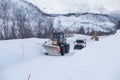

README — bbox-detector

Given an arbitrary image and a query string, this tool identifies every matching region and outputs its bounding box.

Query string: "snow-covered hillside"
[0,30,120,80]
[54,13,116,35]
[0,0,119,40]
[0,0,50,23]
[25,0,120,14]
[22,0,119,35]
[0,0,54,39]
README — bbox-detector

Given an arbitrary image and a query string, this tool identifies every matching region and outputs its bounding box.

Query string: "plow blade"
[43,44,60,55]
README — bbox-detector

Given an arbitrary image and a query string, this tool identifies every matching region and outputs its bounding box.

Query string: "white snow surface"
[25,0,120,14]
[0,30,120,80]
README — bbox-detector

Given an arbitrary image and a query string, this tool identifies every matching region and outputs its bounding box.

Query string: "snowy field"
[0,30,120,80]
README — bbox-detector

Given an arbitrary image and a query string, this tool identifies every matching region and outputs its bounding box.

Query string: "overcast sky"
[63,0,120,11]
[91,0,119,11]
[27,0,120,14]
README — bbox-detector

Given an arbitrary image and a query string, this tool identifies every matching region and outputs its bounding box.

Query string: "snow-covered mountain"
[54,13,117,35]
[0,0,120,40]
[0,0,48,22]
[0,0,53,39]
[24,0,119,35]
[25,0,120,14]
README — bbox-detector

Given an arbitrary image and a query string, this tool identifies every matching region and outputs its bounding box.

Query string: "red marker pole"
[28,73,31,80]
[22,43,24,59]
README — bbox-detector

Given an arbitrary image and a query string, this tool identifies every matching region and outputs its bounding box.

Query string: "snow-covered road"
[0,30,120,80]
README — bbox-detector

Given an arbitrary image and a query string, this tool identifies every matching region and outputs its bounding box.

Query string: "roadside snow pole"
[22,43,24,59]
[28,73,31,80]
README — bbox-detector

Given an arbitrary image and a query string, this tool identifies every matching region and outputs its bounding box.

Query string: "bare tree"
[0,0,11,39]
[14,8,27,38]
[78,27,85,34]
[34,19,43,38]
[57,19,62,31]
[9,18,17,39]
[44,18,53,38]
[23,23,34,38]
[117,20,120,29]
[0,31,4,40]
[34,18,53,38]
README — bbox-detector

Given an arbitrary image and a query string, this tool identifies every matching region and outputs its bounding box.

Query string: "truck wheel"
[61,53,64,56]
[60,45,65,56]
[65,44,70,53]
[45,53,48,55]
[95,37,99,41]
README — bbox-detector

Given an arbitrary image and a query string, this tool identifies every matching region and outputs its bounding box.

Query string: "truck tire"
[45,53,48,55]
[65,44,70,53]
[60,44,65,56]
[95,37,99,41]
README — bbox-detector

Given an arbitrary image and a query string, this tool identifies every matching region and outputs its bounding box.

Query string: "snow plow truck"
[43,31,70,56]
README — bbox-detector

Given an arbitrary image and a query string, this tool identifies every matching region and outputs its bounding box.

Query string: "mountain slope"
[0,0,48,22]
[0,0,119,40]
[24,0,119,35]
[0,0,53,39]
[54,13,117,35]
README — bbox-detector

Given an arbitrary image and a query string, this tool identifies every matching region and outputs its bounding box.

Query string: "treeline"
[117,20,120,29]
[0,0,53,40]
